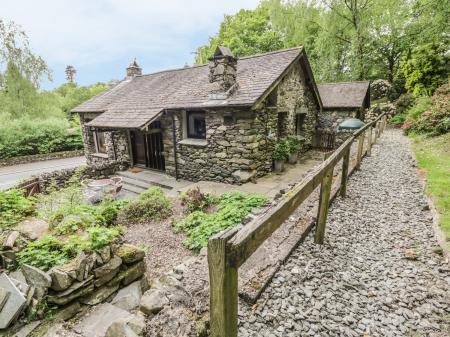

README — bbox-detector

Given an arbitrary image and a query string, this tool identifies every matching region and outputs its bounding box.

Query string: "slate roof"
[317,81,370,109]
[73,47,318,129]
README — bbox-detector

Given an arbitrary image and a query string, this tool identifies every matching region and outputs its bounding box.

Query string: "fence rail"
[208,113,388,337]
[14,177,41,197]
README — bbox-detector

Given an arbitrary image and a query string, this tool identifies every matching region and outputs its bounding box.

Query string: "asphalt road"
[0,156,86,190]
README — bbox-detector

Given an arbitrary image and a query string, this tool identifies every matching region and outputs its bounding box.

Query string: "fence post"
[382,115,387,133]
[340,146,350,197]
[356,131,365,170]
[315,166,333,244]
[208,228,238,337]
[367,126,373,156]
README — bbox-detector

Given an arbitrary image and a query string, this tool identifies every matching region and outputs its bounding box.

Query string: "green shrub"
[118,187,172,224]
[0,118,83,159]
[286,135,302,154]
[0,189,35,229]
[87,226,124,251]
[273,140,290,161]
[176,192,268,252]
[395,93,415,115]
[17,236,69,271]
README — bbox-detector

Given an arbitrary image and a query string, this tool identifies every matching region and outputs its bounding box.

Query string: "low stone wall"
[0,231,146,329]
[0,150,84,168]
[36,161,128,193]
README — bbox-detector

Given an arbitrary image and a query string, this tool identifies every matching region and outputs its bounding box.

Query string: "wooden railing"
[14,177,41,197]
[207,113,388,337]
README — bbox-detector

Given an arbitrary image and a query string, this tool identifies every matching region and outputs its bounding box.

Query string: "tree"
[65,65,77,83]
[400,42,450,97]
[195,4,284,64]
[0,19,51,87]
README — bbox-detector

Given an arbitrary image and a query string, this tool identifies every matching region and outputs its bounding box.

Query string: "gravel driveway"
[239,129,450,337]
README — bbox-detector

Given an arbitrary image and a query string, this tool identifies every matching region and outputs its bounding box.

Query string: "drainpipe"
[171,112,179,180]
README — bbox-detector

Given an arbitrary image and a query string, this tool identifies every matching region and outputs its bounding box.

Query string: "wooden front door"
[130,123,165,171]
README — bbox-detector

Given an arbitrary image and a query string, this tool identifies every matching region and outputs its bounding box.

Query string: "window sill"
[91,153,109,158]
[179,138,207,147]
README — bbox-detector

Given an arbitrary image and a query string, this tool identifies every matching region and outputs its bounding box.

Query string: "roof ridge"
[138,47,304,78]
[318,80,370,85]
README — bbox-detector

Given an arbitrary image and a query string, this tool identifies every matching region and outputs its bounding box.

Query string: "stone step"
[121,183,147,195]
[121,176,153,190]
[116,171,174,190]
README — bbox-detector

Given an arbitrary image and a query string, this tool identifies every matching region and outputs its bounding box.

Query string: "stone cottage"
[317,81,370,132]
[72,46,323,184]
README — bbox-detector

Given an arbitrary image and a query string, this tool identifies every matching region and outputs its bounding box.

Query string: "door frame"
[128,126,165,171]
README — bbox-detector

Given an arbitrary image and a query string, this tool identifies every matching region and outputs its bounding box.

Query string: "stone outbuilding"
[72,46,324,184]
[317,81,371,132]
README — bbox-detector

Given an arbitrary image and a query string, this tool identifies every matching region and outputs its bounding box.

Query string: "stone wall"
[80,113,131,168]
[318,108,359,133]
[0,150,84,168]
[0,230,146,329]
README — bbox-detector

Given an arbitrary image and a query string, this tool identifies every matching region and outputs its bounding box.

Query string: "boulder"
[61,252,89,282]
[105,319,139,337]
[3,231,19,249]
[139,289,168,316]
[21,264,52,299]
[98,245,111,264]
[49,268,73,291]
[111,280,142,311]
[53,301,82,321]
[75,303,133,337]
[127,312,146,336]
[80,283,119,305]
[93,256,122,287]
[116,245,145,264]
[17,219,49,240]
[232,169,256,183]
[0,273,27,329]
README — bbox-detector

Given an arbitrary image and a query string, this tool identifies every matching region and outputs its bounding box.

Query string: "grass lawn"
[410,133,450,244]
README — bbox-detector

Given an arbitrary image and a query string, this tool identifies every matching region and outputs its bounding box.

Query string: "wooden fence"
[14,177,41,197]
[207,113,388,337]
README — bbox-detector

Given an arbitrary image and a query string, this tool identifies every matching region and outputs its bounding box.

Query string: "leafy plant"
[118,187,172,224]
[87,226,124,251]
[0,189,35,229]
[273,140,290,161]
[175,192,267,252]
[286,136,302,154]
[17,236,69,271]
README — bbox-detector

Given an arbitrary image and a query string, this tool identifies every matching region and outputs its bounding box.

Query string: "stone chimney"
[126,59,142,78]
[208,46,237,94]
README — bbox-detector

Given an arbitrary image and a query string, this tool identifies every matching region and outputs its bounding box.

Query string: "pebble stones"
[239,130,450,337]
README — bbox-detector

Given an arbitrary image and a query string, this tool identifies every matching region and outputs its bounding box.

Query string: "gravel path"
[239,129,450,337]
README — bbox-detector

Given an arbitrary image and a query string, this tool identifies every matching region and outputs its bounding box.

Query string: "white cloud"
[1,0,260,67]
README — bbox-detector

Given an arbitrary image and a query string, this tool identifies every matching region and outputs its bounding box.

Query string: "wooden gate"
[131,122,165,171]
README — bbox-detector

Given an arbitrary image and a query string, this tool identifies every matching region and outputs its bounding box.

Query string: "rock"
[232,169,256,183]
[3,231,20,248]
[127,312,146,336]
[13,320,41,337]
[105,319,139,337]
[140,289,169,315]
[404,249,418,260]
[75,303,133,337]
[9,270,27,284]
[0,273,27,329]
[53,301,82,321]
[93,256,122,287]
[111,280,143,311]
[80,283,119,305]
[109,261,145,287]
[99,245,111,264]
[116,245,145,264]
[61,252,89,282]
[0,287,10,313]
[17,219,49,240]
[47,276,94,306]
[49,268,73,291]
[21,264,52,299]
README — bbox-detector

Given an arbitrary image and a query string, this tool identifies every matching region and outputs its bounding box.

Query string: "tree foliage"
[196,0,449,90]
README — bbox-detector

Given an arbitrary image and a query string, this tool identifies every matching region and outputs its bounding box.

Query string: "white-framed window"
[94,131,107,154]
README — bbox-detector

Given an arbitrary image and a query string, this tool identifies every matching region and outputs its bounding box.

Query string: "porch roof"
[74,47,322,129]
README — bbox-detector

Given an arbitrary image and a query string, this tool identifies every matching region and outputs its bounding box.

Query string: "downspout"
[171,111,179,180]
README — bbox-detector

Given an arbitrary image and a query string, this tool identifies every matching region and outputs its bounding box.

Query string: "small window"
[295,113,306,135]
[94,131,107,153]
[223,115,234,126]
[277,111,288,138]
[267,89,278,107]
[187,111,206,139]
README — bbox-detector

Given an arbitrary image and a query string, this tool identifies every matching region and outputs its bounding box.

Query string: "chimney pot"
[126,58,142,78]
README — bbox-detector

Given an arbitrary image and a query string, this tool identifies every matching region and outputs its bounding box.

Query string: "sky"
[1,0,260,90]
